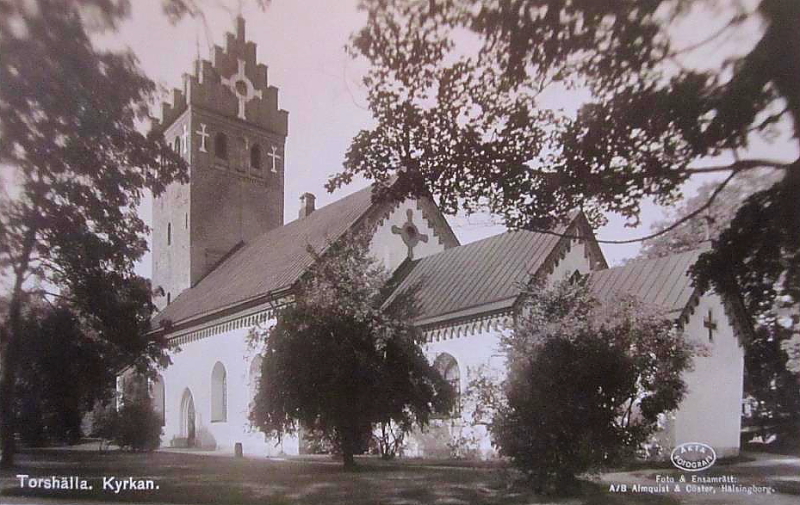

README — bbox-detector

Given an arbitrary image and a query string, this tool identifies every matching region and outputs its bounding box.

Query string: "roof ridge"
[600,248,703,272]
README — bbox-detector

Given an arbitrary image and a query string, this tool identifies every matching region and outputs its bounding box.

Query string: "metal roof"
[154,185,380,326]
[386,229,564,325]
[586,249,703,314]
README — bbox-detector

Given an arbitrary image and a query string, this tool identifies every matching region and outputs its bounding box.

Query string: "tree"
[335,0,800,371]
[0,0,188,467]
[250,233,453,468]
[13,300,115,446]
[492,281,693,492]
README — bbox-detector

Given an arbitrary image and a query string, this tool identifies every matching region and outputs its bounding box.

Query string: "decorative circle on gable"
[235,80,248,95]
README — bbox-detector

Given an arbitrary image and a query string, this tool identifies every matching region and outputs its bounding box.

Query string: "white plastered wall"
[417,327,507,458]
[671,292,744,458]
[410,238,597,458]
[160,319,299,456]
[548,237,595,286]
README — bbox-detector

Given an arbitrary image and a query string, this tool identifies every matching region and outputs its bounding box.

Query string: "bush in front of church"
[108,399,162,452]
[491,281,694,493]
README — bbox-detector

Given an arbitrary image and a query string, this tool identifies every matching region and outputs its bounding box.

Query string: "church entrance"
[180,388,196,447]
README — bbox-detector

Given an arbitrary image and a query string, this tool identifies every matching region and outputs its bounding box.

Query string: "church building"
[143,18,747,459]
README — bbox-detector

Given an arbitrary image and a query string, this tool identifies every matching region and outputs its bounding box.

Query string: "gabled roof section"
[154,184,382,328]
[586,249,703,315]
[385,213,603,326]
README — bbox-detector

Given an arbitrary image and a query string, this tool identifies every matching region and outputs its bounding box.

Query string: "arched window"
[434,353,461,417]
[211,361,227,422]
[152,375,165,426]
[167,292,171,305]
[174,136,181,153]
[250,144,262,170]
[214,133,228,160]
[248,354,263,411]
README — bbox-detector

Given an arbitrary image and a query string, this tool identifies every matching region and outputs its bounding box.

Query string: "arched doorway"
[180,388,196,447]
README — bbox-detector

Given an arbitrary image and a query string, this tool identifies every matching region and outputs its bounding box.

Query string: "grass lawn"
[0,448,680,505]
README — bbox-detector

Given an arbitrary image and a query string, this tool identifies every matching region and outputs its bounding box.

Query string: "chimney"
[299,192,316,219]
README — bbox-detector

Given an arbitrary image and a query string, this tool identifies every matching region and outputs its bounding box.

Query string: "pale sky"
[114,0,796,277]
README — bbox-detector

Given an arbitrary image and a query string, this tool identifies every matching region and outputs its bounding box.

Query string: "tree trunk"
[339,426,357,470]
[0,227,37,469]
[0,302,23,469]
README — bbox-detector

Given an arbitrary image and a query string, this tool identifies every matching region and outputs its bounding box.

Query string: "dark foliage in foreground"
[92,399,162,452]
[250,233,453,468]
[0,0,188,467]
[13,301,120,446]
[493,282,693,492]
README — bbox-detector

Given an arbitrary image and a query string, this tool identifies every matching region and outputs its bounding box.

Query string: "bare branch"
[666,12,752,58]
[684,158,792,175]
[31,289,78,304]
[527,171,740,245]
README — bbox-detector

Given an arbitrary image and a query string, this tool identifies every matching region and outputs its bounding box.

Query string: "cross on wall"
[195,124,209,153]
[703,309,718,342]
[267,145,281,173]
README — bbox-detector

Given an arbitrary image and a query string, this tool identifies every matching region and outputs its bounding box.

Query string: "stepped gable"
[157,16,288,136]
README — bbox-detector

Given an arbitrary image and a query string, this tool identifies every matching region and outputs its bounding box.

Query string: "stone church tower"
[152,17,288,309]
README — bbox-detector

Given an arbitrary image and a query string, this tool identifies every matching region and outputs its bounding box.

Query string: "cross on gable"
[392,209,429,260]
[703,309,718,342]
[195,123,209,153]
[221,58,263,120]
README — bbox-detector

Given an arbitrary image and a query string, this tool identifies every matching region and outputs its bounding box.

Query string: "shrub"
[373,420,410,459]
[89,402,117,451]
[492,281,693,493]
[116,400,162,451]
[494,334,641,491]
[98,399,162,452]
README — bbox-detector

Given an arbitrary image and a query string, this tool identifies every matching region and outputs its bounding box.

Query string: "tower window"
[185,212,188,229]
[214,133,228,160]
[167,292,171,305]
[174,136,181,153]
[167,222,172,246]
[250,144,261,170]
